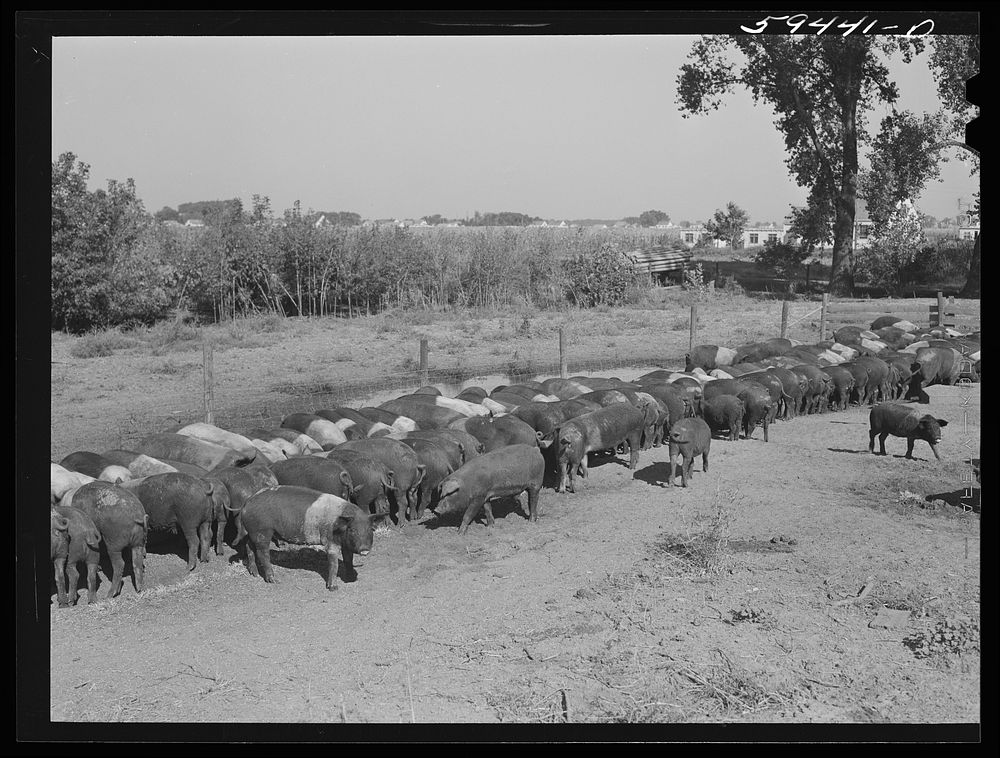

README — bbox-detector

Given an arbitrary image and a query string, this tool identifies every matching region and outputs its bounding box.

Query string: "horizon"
[52,34,979,225]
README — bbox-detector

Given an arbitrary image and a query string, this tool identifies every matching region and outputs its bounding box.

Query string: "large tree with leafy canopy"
[677,35,924,295]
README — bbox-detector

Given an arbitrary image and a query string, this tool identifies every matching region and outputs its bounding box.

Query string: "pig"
[71,481,148,598]
[51,505,102,607]
[280,413,349,450]
[335,438,426,525]
[869,403,948,461]
[58,452,133,484]
[357,407,419,434]
[702,395,744,442]
[101,449,208,478]
[685,344,738,372]
[51,463,95,504]
[173,422,260,461]
[378,398,465,430]
[668,417,712,487]
[320,449,395,517]
[133,432,254,471]
[211,465,279,547]
[270,457,355,500]
[553,404,653,493]
[50,510,70,605]
[819,365,856,411]
[450,415,545,453]
[436,444,545,534]
[398,437,456,519]
[243,428,323,456]
[118,473,217,571]
[239,485,377,591]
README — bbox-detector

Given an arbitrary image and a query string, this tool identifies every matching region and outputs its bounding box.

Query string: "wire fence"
[58,292,977,458]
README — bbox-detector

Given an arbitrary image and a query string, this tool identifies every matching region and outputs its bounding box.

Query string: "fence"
[818,291,981,340]
[57,293,979,458]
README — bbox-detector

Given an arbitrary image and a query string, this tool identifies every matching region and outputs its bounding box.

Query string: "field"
[48,293,981,728]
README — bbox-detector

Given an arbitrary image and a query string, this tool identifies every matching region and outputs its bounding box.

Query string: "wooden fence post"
[819,293,828,341]
[559,327,568,379]
[780,299,789,339]
[202,336,214,425]
[419,338,429,385]
[934,291,945,328]
[689,303,698,352]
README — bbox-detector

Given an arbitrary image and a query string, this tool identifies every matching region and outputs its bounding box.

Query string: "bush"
[752,240,811,279]
[69,330,139,359]
[901,239,975,285]
[564,246,644,308]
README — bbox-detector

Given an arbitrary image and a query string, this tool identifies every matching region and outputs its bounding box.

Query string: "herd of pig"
[49,315,980,604]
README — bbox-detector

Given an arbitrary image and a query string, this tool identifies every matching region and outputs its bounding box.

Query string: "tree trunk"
[828,91,859,296]
[959,232,980,297]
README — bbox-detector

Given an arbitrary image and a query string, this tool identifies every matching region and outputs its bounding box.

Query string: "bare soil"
[49,312,981,725]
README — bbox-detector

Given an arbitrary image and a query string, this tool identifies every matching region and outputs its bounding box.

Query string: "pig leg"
[905,438,915,459]
[526,485,540,523]
[702,451,709,474]
[108,551,126,598]
[869,429,878,453]
[340,546,357,582]
[628,433,641,469]
[929,442,941,461]
[668,445,678,486]
[65,561,80,606]
[131,545,146,592]
[681,454,691,488]
[483,500,495,530]
[458,503,480,535]
[245,537,261,578]
[182,525,200,571]
[762,417,769,443]
[878,432,889,455]
[198,521,212,563]
[53,557,69,608]
[325,545,340,591]
[214,512,226,555]
[566,460,577,494]
[257,544,276,583]
[86,560,99,604]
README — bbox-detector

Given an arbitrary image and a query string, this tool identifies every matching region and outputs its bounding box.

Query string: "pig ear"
[340,471,353,489]
[936,419,949,427]
[383,470,395,490]
[439,480,459,499]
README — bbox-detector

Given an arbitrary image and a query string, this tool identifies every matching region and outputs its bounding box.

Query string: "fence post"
[419,338,429,385]
[202,336,214,425]
[780,299,789,339]
[559,327,568,379]
[819,293,828,341]
[689,303,698,352]
[805,264,810,288]
[934,291,944,329]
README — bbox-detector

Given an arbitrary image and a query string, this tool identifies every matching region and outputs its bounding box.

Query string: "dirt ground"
[48,370,981,726]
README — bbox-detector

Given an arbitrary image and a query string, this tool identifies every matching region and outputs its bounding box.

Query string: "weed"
[903,616,980,664]
[69,330,139,359]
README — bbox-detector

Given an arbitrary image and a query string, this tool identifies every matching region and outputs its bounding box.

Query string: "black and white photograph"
[18,9,981,740]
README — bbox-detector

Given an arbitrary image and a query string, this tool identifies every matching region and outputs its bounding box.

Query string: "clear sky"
[51,35,979,224]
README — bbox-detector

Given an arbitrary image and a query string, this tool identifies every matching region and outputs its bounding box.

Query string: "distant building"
[183,219,205,228]
[959,221,980,241]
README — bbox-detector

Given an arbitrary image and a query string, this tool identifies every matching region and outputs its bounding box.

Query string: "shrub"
[683,263,710,303]
[752,240,811,280]
[69,330,139,359]
[564,246,643,308]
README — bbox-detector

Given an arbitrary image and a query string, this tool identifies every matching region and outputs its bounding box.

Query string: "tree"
[422,214,448,226]
[155,206,180,223]
[51,152,157,332]
[678,35,924,295]
[859,111,947,229]
[704,201,749,249]
[854,199,925,295]
[639,209,670,227]
[926,35,980,297]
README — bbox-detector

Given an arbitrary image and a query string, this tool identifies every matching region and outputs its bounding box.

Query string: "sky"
[51,34,979,224]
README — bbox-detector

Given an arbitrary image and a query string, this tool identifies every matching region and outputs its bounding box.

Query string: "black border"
[16,7,984,746]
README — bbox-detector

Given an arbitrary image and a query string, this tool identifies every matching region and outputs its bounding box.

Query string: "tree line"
[52,152,682,333]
